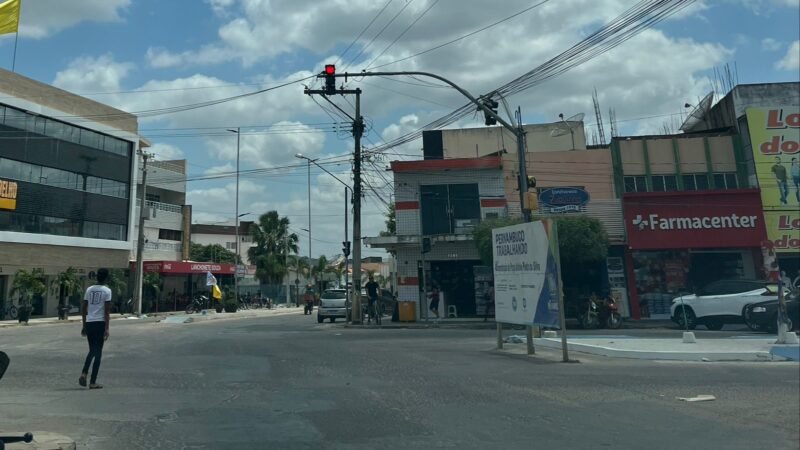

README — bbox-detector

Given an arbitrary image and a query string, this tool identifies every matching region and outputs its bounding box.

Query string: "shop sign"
[745,107,800,253]
[539,187,590,213]
[137,261,236,274]
[0,178,18,210]
[491,221,561,327]
[623,190,766,250]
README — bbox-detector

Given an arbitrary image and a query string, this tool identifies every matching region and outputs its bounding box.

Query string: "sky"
[4,0,799,259]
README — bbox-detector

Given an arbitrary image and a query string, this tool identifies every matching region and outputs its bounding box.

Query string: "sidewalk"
[0,306,304,328]
[501,333,800,362]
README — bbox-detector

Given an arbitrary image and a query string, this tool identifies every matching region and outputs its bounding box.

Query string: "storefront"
[622,190,767,319]
[132,261,235,312]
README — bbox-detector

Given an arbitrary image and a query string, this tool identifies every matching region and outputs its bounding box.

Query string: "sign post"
[549,219,570,362]
[492,221,564,357]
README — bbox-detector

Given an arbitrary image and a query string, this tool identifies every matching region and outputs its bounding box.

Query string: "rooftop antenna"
[550,112,585,150]
[592,88,606,145]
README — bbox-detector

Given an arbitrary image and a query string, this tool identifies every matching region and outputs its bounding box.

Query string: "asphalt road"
[0,312,798,450]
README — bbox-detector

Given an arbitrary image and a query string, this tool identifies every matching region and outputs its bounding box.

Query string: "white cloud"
[776,40,800,70]
[52,54,133,93]
[149,143,185,160]
[19,0,130,39]
[761,38,783,51]
[206,122,328,168]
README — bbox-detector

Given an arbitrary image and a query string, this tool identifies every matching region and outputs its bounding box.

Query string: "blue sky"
[3,0,799,258]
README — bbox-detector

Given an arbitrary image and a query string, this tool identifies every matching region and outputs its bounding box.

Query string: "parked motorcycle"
[185,295,208,314]
[0,351,34,448]
[579,293,622,329]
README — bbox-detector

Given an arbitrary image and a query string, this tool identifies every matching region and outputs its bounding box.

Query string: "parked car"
[743,293,799,333]
[318,289,348,323]
[670,279,777,330]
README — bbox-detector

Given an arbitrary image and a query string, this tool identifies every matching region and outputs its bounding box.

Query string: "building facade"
[132,159,192,263]
[0,69,142,317]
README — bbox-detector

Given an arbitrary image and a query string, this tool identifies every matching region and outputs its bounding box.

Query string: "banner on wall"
[491,221,561,327]
[745,107,800,253]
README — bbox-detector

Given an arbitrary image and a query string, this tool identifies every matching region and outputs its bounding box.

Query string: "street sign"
[491,221,561,327]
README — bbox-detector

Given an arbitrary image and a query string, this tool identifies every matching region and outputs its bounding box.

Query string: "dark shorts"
[430,298,439,310]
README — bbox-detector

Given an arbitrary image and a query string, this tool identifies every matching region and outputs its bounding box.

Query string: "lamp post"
[294,154,314,270]
[295,153,353,311]
[228,128,241,304]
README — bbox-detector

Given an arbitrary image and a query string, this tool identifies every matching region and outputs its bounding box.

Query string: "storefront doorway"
[428,260,481,317]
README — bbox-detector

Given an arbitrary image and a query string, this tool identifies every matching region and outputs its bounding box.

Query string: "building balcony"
[134,200,184,229]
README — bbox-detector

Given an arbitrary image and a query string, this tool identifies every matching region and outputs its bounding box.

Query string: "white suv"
[670,280,777,330]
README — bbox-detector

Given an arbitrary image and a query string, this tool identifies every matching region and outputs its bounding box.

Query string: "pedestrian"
[484,281,495,322]
[429,284,440,319]
[79,268,112,390]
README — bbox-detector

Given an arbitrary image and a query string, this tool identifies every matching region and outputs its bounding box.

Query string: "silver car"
[318,289,348,323]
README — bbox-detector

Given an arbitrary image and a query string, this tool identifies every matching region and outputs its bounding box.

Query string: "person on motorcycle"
[365,275,380,323]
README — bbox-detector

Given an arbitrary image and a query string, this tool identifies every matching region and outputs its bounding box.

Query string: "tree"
[473,217,523,266]
[190,243,238,264]
[56,267,82,315]
[107,269,128,301]
[143,272,162,312]
[10,268,47,308]
[379,203,396,236]
[248,211,299,285]
[310,255,330,291]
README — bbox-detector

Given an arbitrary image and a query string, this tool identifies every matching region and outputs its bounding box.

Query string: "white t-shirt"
[84,285,112,322]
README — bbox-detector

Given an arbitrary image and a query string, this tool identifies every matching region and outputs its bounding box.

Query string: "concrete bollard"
[682,331,696,343]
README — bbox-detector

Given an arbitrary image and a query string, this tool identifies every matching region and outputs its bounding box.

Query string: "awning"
[130,261,236,275]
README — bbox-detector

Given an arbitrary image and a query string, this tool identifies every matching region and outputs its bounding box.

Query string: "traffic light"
[482,99,499,125]
[421,237,431,254]
[324,64,336,95]
[342,240,351,257]
[527,175,536,189]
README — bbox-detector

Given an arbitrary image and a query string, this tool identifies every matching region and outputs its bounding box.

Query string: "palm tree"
[248,211,299,285]
[10,268,47,320]
[310,255,329,291]
[56,267,82,319]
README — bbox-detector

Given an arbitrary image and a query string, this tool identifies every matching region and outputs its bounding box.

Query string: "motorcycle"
[185,295,208,314]
[0,351,34,449]
[579,294,622,329]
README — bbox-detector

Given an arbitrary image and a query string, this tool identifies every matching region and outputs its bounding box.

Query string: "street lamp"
[295,153,314,272]
[294,153,353,313]
[228,128,241,304]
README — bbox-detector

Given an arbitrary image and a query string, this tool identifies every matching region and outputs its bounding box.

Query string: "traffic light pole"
[304,85,364,324]
[325,70,531,219]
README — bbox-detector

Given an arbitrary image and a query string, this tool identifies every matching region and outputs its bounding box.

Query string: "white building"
[131,159,191,262]
[190,221,256,264]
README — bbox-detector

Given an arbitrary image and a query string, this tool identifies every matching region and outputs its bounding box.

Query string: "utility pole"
[285,238,290,305]
[134,151,151,316]
[228,127,242,307]
[304,65,364,323]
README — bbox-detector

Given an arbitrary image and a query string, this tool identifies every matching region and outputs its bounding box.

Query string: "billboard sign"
[539,187,589,213]
[746,107,800,253]
[623,190,766,250]
[492,221,561,327]
[0,179,18,210]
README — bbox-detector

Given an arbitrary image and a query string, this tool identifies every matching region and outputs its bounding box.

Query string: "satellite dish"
[679,91,713,132]
[550,112,585,137]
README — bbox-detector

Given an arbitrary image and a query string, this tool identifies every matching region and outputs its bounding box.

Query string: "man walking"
[79,268,112,389]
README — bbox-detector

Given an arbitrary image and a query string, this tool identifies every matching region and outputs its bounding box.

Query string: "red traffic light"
[324,64,335,75]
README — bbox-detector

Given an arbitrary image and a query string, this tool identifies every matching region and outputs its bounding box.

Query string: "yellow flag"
[0,0,20,35]
[212,284,222,301]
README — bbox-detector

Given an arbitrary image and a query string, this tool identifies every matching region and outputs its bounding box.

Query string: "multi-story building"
[0,69,143,317]
[190,221,256,264]
[132,159,191,262]
[681,82,799,274]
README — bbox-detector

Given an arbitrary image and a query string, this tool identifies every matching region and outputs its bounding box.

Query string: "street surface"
[1,312,798,449]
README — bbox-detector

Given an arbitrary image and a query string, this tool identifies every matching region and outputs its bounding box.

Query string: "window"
[420,183,480,235]
[226,242,237,250]
[624,176,647,193]
[0,158,128,199]
[713,172,738,189]
[158,229,182,241]
[651,175,677,192]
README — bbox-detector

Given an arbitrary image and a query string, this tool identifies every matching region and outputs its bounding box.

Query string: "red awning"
[131,261,236,275]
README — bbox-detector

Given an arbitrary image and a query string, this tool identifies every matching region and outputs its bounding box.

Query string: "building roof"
[191,221,254,236]
[390,155,502,172]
